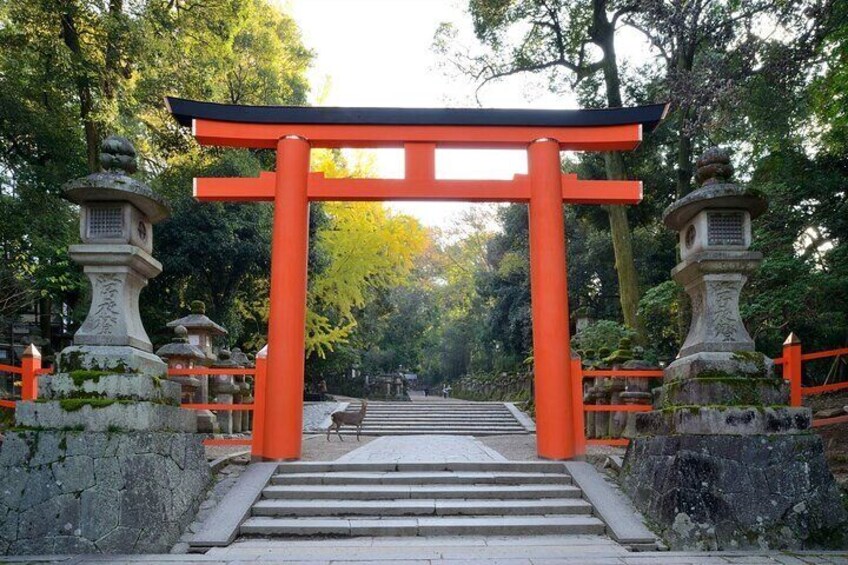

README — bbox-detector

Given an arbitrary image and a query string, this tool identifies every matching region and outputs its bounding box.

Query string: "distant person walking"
[442,384,452,398]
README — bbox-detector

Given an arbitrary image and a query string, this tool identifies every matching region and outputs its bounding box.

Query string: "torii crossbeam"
[167,97,667,461]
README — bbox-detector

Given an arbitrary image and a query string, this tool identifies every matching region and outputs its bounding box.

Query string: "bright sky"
[286,0,582,227]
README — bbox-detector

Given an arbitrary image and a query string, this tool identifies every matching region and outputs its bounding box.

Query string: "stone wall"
[0,430,209,554]
[451,372,532,403]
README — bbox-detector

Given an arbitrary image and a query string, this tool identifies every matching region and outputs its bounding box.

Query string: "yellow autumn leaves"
[306,150,428,357]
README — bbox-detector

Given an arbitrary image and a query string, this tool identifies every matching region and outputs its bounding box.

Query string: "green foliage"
[638,281,685,363]
[571,321,636,357]
[0,0,313,352]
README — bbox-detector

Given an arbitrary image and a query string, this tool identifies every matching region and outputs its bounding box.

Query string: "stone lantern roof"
[662,147,767,231]
[63,135,171,223]
[155,325,207,361]
[166,300,227,336]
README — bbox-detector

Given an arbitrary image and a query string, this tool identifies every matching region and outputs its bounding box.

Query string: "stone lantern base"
[58,345,167,378]
[620,354,847,550]
[621,433,846,550]
[0,374,210,555]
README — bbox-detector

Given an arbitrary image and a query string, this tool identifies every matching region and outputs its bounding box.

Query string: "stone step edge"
[251,498,593,516]
[239,515,606,536]
[274,461,570,473]
[261,485,583,500]
[270,474,571,486]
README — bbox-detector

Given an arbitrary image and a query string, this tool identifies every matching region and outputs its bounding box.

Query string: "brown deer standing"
[326,400,367,441]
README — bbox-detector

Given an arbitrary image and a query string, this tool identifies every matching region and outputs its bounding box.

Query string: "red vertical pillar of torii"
[528,139,575,459]
[166,96,667,461]
[265,136,311,460]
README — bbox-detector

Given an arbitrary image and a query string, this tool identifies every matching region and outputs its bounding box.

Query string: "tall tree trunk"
[604,154,646,339]
[39,297,52,355]
[676,108,694,197]
[60,7,100,172]
[592,0,646,340]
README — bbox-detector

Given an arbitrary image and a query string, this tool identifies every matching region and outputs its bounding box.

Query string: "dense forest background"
[1,0,846,389]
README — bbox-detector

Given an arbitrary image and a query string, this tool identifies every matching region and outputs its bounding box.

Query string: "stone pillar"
[620,358,654,438]
[604,338,634,438]
[0,137,210,556]
[620,147,846,550]
[211,350,239,435]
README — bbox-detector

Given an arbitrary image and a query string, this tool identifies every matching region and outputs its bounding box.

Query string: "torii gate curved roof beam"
[165,97,668,150]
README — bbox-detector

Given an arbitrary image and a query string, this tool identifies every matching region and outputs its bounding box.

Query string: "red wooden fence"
[573,334,848,453]
[168,366,259,447]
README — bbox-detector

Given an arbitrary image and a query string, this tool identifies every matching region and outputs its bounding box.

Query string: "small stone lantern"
[59,136,170,376]
[211,349,241,434]
[155,325,219,433]
[166,300,227,363]
[166,300,227,424]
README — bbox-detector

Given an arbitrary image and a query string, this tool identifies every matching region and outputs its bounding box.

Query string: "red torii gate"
[166,98,667,461]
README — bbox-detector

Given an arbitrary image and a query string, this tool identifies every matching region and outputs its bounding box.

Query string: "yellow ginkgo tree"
[306,148,427,355]
[237,148,428,357]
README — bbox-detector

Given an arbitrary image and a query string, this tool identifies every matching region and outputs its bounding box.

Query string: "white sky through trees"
[286,0,643,228]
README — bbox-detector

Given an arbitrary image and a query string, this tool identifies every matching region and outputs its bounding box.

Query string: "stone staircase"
[239,461,606,538]
[334,401,531,436]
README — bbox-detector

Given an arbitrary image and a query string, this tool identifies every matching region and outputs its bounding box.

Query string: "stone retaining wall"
[0,430,209,554]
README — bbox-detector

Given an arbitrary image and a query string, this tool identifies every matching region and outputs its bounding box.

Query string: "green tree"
[0,0,312,353]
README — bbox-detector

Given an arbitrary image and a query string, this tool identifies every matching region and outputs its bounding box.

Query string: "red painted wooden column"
[783,332,803,407]
[263,136,311,460]
[250,345,268,460]
[528,138,575,460]
[21,344,41,401]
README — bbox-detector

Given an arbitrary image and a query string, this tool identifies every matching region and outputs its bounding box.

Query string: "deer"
[326,400,368,442]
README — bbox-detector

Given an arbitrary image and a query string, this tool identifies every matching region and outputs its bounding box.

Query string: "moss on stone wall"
[59,398,117,412]
[68,370,110,387]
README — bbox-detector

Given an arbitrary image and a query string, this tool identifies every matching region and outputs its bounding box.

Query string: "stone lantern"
[155,325,219,433]
[0,136,210,555]
[166,300,227,423]
[621,147,846,550]
[211,349,241,434]
[664,147,767,361]
[59,136,170,377]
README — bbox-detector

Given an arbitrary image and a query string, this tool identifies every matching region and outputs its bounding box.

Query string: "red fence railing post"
[21,344,41,401]
[251,345,268,461]
[783,333,802,407]
[571,357,586,457]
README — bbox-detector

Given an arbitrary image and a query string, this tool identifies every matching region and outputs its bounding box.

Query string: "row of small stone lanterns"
[155,300,254,435]
[579,337,654,440]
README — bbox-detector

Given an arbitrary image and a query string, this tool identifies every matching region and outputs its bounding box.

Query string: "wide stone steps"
[240,461,607,539]
[262,484,583,500]
[332,401,532,436]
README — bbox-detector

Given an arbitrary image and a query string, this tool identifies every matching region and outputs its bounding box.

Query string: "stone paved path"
[6,538,847,564]
[334,434,507,463]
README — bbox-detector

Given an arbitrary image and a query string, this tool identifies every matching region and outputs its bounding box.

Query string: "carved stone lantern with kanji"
[59,136,170,376]
[663,147,767,360]
[620,147,847,550]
